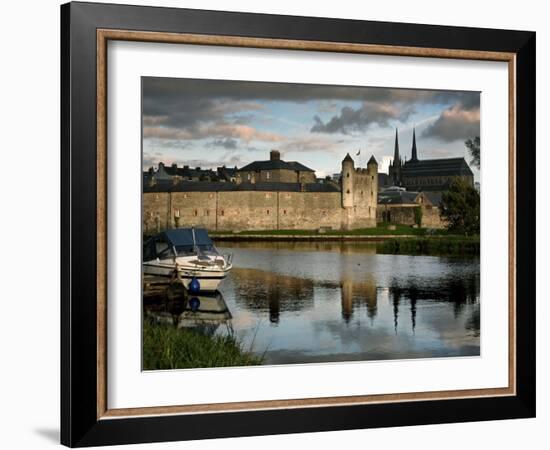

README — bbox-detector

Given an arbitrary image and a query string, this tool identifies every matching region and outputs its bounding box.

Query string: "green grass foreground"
[212,223,447,236]
[143,320,262,370]
[376,236,480,256]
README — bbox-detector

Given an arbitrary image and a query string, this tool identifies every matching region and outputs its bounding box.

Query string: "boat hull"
[143,262,231,292]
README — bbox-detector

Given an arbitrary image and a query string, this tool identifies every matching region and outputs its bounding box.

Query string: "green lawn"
[211,223,449,236]
[142,320,262,370]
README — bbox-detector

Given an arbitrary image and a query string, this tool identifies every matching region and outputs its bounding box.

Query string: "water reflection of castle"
[225,267,479,333]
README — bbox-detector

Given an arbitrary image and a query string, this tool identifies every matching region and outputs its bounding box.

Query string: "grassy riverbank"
[211,223,445,237]
[143,320,262,370]
[376,236,479,256]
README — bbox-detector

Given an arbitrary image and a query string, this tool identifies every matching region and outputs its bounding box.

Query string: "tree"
[440,178,480,235]
[465,136,480,169]
[414,205,423,227]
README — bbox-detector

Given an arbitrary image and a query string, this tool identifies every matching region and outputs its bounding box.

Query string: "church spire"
[393,128,400,166]
[411,127,419,162]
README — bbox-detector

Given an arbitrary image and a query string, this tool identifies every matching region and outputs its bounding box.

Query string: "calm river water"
[147,241,480,365]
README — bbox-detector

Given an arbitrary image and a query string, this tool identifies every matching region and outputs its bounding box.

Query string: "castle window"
[206,210,210,216]
[346,189,350,194]
[221,210,224,216]
[283,209,287,215]
[361,190,364,195]
[266,209,270,215]
[266,171,270,180]
[346,173,350,178]
[372,175,374,181]
[184,194,188,198]
[194,210,198,216]
[247,173,251,180]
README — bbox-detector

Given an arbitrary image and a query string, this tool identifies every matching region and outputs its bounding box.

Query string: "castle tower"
[411,127,419,162]
[367,155,378,202]
[389,128,402,185]
[341,153,354,208]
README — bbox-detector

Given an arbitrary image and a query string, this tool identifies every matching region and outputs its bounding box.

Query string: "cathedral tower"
[411,127,419,162]
[389,128,402,185]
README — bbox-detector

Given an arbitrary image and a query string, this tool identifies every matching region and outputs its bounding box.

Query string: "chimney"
[270,150,280,161]
[171,163,177,169]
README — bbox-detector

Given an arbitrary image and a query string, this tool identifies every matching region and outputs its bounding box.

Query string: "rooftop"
[402,157,474,177]
[238,159,314,173]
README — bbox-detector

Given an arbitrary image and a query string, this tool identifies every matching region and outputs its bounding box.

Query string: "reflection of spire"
[268,288,280,324]
[392,290,401,334]
[341,278,354,323]
[410,297,417,334]
[407,285,419,334]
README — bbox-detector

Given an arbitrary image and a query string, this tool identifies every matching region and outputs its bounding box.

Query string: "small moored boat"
[143,228,232,292]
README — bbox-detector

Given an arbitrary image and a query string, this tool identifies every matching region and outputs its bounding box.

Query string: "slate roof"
[423,191,443,206]
[378,190,419,205]
[402,158,473,177]
[238,159,314,172]
[144,181,340,193]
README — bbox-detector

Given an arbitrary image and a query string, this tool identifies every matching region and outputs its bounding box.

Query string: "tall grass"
[376,237,479,256]
[143,320,262,370]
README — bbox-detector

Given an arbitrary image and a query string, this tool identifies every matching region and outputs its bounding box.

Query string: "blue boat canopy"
[161,228,213,247]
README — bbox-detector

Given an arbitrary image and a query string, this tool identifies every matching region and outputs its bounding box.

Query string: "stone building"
[143,152,378,233]
[145,162,219,184]
[236,150,316,184]
[377,187,445,228]
[389,128,474,191]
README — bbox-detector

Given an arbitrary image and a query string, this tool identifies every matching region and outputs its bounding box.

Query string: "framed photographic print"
[61,1,536,447]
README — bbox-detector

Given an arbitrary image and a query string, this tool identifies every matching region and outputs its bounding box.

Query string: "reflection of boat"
[178,291,232,328]
[143,228,232,292]
[144,291,232,335]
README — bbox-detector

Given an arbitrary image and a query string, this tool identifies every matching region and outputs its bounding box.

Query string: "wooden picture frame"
[61,1,536,446]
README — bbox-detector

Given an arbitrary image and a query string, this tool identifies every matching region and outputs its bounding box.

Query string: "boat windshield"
[174,244,218,257]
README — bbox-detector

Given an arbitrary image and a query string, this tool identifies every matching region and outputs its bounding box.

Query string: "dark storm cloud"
[142,77,480,142]
[422,97,480,142]
[207,138,238,149]
[143,77,478,105]
[311,101,414,134]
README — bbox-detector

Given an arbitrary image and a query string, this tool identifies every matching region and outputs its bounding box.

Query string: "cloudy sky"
[142,77,480,179]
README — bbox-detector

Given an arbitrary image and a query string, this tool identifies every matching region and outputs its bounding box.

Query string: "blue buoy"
[188,277,200,294]
[189,297,200,312]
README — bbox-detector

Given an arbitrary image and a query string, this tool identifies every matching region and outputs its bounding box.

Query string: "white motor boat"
[143,228,232,292]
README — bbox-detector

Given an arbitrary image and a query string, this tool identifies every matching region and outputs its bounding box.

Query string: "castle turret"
[367,156,378,216]
[342,153,354,208]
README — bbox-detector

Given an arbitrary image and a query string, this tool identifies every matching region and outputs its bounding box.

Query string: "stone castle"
[143,150,378,233]
[143,131,475,233]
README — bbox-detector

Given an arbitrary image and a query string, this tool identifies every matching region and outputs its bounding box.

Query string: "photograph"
[141,77,481,370]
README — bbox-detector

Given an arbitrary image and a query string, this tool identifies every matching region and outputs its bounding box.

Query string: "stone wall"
[377,204,445,229]
[143,189,375,233]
